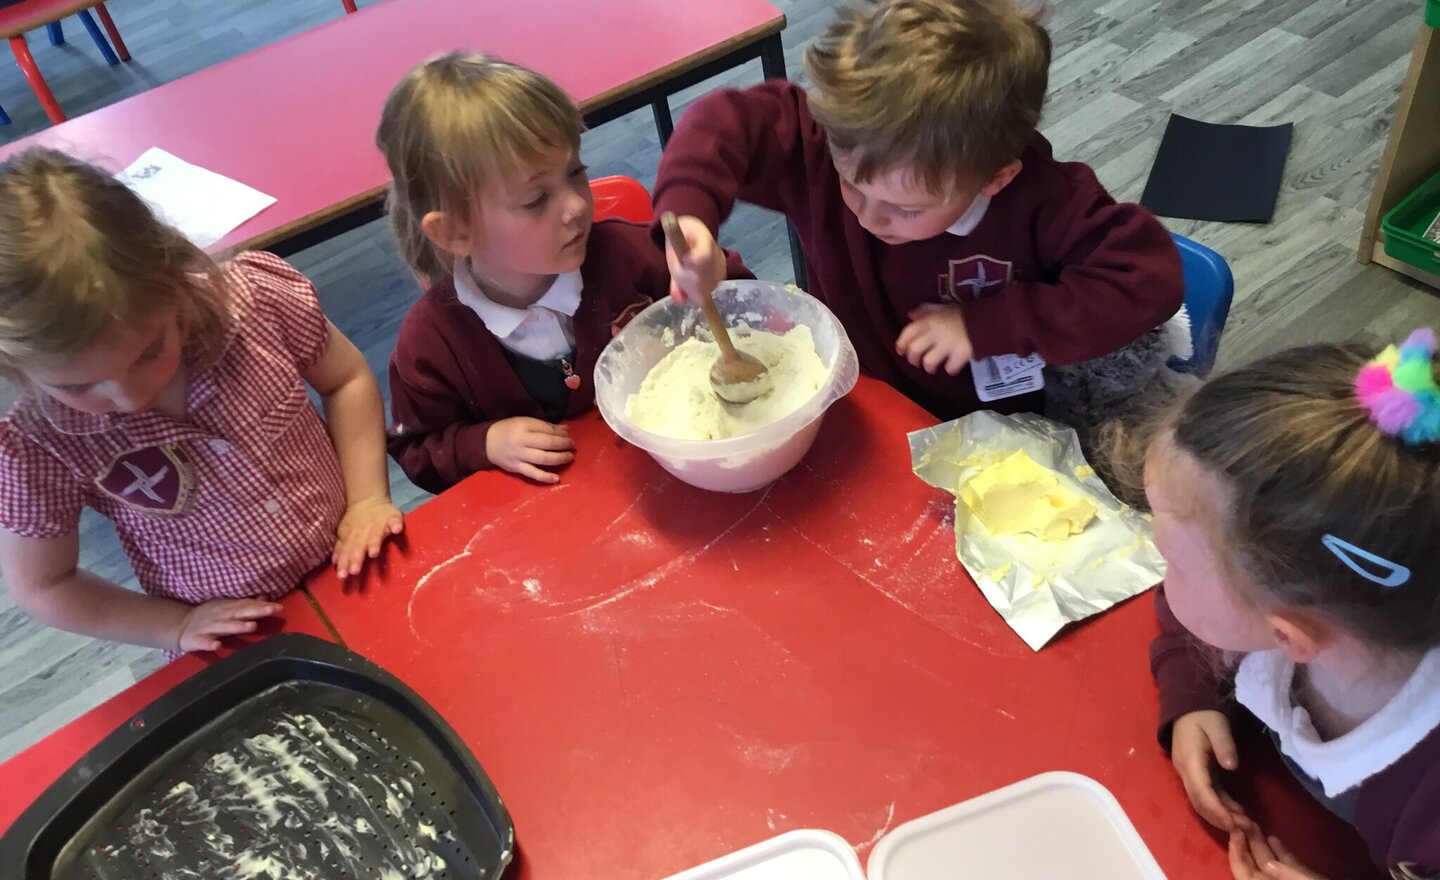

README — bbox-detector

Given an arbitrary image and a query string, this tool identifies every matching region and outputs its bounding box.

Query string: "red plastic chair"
[1,0,130,125]
[591,175,653,223]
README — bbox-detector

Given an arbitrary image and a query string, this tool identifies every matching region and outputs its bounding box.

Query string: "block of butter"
[962,449,1097,540]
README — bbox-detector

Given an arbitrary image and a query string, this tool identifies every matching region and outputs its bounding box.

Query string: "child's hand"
[177,598,282,652]
[486,418,575,484]
[896,303,973,375]
[333,497,405,578]
[1229,827,1326,880]
[664,215,726,305]
[1172,710,1250,833]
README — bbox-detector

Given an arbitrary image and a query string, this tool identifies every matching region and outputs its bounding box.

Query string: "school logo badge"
[95,445,194,516]
[943,255,1013,302]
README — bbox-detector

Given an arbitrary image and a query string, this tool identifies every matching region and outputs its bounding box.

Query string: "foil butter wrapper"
[909,410,1165,650]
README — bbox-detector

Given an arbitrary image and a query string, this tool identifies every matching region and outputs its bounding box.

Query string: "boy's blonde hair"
[805,0,1050,193]
[376,51,584,281]
[0,148,228,381]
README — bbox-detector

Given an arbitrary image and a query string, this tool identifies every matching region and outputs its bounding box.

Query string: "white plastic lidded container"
[593,281,859,493]
[658,774,1165,880]
[867,772,1166,880]
[662,829,866,880]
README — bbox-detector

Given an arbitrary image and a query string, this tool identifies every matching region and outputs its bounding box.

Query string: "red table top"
[0,587,337,833]
[0,0,785,252]
[304,377,1378,879]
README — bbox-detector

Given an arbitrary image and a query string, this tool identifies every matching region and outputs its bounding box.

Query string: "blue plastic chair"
[1169,232,1233,374]
[45,12,120,65]
[0,102,9,125]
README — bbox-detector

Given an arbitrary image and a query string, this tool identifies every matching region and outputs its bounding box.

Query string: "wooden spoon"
[660,212,774,404]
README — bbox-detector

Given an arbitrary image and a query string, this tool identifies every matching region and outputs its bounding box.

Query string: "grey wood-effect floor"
[1,0,1438,762]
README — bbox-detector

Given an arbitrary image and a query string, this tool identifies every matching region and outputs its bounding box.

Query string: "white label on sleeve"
[972,353,1045,402]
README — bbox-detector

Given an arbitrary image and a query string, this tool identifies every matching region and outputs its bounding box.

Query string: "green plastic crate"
[1382,167,1440,276]
[1429,0,1440,28]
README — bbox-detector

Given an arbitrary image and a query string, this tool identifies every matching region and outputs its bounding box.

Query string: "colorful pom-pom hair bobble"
[1355,327,1440,445]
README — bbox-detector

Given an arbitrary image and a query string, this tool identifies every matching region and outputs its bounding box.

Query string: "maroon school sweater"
[1151,587,1440,877]
[387,219,750,494]
[653,81,1184,420]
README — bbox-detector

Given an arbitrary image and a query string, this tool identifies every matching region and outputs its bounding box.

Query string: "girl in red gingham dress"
[0,149,404,654]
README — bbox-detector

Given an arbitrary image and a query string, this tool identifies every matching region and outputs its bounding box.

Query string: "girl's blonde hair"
[1113,343,1440,652]
[0,148,228,380]
[376,51,584,282]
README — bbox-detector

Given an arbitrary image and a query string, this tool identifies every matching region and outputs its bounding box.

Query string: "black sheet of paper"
[1140,114,1293,223]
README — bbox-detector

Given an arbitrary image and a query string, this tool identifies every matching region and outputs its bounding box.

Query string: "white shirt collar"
[1235,648,1440,797]
[453,259,583,340]
[946,194,992,237]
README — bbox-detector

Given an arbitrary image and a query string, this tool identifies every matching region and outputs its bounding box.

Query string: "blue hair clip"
[1321,534,1410,588]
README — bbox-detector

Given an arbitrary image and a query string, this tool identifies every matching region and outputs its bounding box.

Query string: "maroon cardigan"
[1151,586,1440,876]
[387,219,750,493]
[652,80,1184,420]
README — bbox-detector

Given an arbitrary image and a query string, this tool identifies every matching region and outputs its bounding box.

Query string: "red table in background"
[0,587,337,833]
[304,377,1379,880]
[0,0,787,257]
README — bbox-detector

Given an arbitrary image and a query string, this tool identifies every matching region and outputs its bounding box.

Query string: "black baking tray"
[0,633,514,879]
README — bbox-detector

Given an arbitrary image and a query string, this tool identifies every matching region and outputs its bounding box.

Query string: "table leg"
[47,22,63,46]
[78,10,120,66]
[9,35,65,124]
[93,3,130,62]
[756,34,808,289]
[759,32,787,80]
[342,0,358,11]
[651,97,675,145]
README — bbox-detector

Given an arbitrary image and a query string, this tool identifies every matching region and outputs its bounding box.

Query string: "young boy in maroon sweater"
[656,0,1184,422]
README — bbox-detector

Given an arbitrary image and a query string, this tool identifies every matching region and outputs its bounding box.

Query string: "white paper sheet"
[117,148,276,249]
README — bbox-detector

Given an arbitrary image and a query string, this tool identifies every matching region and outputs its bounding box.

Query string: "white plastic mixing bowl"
[594,281,859,493]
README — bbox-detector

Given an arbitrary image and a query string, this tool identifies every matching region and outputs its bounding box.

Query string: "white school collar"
[453,260,582,339]
[1235,647,1440,797]
[945,194,992,237]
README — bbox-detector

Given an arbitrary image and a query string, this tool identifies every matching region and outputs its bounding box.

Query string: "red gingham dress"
[0,252,346,605]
